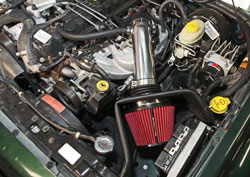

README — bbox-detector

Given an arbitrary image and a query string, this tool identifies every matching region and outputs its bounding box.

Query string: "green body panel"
[228,138,250,177]
[0,123,55,177]
[188,98,250,177]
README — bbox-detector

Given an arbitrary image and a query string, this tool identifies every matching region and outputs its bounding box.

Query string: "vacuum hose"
[56,24,128,41]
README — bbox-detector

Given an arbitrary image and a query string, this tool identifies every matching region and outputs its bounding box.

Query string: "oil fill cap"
[96,80,109,92]
[209,96,231,114]
[186,21,199,33]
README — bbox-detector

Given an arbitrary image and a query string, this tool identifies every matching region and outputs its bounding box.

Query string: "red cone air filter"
[125,106,175,146]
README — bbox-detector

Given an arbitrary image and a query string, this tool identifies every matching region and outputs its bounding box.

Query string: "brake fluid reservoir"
[179,19,205,45]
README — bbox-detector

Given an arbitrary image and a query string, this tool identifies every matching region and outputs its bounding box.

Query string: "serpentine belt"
[54,81,84,114]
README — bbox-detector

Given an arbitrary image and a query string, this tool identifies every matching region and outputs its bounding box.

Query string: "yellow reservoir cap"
[209,96,231,114]
[185,21,199,33]
[96,80,109,92]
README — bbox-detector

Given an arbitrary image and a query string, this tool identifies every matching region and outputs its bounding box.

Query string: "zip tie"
[75,132,81,139]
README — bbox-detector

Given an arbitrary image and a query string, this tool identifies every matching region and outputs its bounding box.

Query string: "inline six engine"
[0,0,249,177]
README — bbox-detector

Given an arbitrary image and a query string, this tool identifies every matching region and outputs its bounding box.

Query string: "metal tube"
[145,0,160,6]
[67,6,99,30]
[75,0,119,28]
[69,2,104,23]
[132,18,157,86]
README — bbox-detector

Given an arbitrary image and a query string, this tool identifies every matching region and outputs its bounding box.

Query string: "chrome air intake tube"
[125,18,175,147]
[132,18,156,86]
[131,18,160,95]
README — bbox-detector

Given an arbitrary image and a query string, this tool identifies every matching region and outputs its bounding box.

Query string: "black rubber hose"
[93,63,111,82]
[202,70,243,100]
[206,1,250,97]
[159,0,187,32]
[43,56,66,71]
[202,78,222,100]
[70,56,110,82]
[0,0,25,16]
[202,64,248,100]
[56,24,128,41]
[0,9,31,27]
[70,56,93,72]
[158,65,172,83]
[115,89,215,177]
[187,58,203,90]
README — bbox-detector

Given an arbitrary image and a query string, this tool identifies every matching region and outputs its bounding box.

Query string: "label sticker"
[208,62,220,71]
[58,143,81,165]
[205,21,220,40]
[34,29,52,44]
[240,62,248,69]
[41,94,65,113]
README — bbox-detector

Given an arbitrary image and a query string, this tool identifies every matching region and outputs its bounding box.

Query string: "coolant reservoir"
[179,19,205,45]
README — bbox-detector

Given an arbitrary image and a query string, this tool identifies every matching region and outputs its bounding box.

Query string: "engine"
[0,0,249,177]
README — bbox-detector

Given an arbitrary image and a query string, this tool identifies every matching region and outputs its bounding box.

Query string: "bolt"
[39,57,46,63]
[48,137,55,144]
[100,140,109,148]
[31,115,39,122]
[12,129,19,136]
[46,162,53,169]
[215,137,220,142]
[142,164,148,170]
[58,51,63,57]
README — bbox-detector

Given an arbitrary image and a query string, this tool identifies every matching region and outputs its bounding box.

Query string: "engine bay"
[0,0,249,177]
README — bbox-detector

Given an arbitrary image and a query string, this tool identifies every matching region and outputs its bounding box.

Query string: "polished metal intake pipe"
[132,18,157,87]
